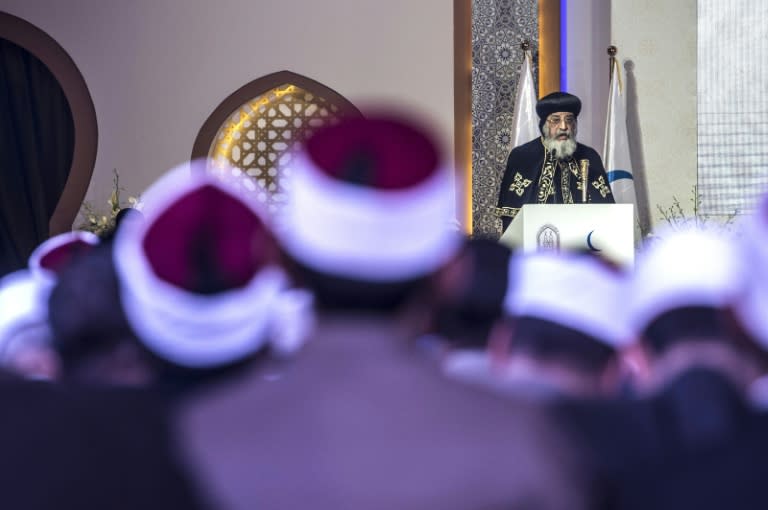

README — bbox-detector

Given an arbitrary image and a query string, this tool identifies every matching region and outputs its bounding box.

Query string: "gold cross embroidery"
[592,175,612,198]
[509,172,533,197]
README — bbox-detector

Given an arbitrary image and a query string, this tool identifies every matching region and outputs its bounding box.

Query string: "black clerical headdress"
[536,92,582,133]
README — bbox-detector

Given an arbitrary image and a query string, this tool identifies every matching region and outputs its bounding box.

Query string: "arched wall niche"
[0,12,98,235]
[192,71,362,214]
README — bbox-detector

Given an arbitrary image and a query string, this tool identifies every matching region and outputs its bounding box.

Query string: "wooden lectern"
[499,204,635,266]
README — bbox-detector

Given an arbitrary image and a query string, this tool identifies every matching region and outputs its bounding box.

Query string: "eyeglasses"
[547,115,576,127]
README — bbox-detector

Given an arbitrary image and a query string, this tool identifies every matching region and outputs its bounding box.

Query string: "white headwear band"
[28,231,100,283]
[0,271,51,358]
[278,152,460,281]
[0,232,100,359]
[504,251,631,348]
[113,160,288,368]
[628,227,745,336]
[734,203,768,349]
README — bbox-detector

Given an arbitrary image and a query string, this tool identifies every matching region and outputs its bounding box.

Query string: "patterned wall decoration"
[207,84,341,217]
[698,0,768,216]
[472,0,538,238]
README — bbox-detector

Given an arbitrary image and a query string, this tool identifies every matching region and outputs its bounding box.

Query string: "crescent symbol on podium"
[587,230,601,252]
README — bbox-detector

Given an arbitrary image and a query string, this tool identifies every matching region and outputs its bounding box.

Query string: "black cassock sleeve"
[496,140,615,233]
[581,145,615,205]
[496,138,543,232]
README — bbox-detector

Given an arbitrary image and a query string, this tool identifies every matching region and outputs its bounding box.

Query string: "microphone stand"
[579,159,590,203]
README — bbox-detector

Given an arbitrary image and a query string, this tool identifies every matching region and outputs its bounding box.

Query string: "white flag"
[603,58,636,204]
[511,51,539,148]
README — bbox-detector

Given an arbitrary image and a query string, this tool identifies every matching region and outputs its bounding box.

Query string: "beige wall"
[1,0,454,218]
[3,0,698,231]
[565,0,610,150]
[611,0,698,229]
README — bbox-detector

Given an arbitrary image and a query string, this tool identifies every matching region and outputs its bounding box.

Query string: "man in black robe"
[496,91,615,232]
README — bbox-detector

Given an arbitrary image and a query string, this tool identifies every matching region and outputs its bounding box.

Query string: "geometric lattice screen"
[471,0,538,238]
[207,83,342,215]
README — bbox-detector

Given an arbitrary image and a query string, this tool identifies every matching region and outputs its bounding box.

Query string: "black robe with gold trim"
[496,137,615,232]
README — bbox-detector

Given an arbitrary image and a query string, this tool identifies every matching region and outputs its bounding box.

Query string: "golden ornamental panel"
[208,83,340,215]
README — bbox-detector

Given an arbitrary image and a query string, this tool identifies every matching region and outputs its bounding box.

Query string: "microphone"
[579,159,590,203]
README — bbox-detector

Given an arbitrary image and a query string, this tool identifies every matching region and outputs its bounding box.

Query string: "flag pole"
[604,45,616,172]
[521,40,532,88]
[521,40,532,85]
[509,40,539,148]
[607,45,617,80]
[522,40,534,74]
[522,40,533,78]
[607,45,622,93]
[603,44,636,205]
[521,39,531,58]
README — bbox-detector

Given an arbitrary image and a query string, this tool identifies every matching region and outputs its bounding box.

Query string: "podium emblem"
[536,224,560,251]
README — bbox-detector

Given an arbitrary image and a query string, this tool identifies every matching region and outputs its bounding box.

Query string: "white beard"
[542,136,577,160]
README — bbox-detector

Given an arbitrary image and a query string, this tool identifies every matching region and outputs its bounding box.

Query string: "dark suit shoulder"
[509,137,544,158]
[179,320,586,509]
[575,143,600,158]
[504,138,544,177]
[0,382,205,509]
